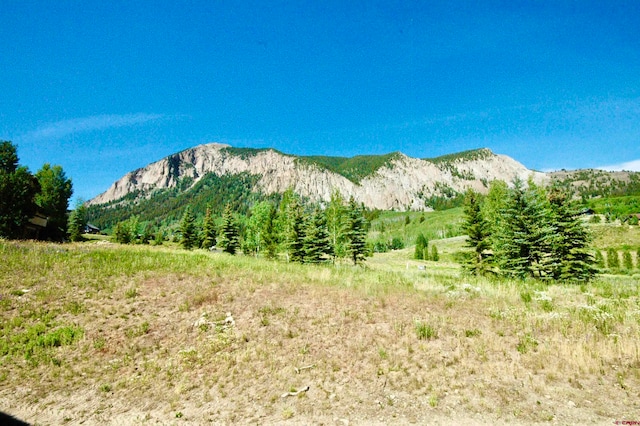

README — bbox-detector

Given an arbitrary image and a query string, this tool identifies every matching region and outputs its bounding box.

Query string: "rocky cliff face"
[89,143,546,210]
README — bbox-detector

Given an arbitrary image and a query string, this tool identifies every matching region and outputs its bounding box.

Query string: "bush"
[430,245,439,262]
[607,248,620,269]
[623,250,633,270]
[373,240,388,253]
[389,236,404,250]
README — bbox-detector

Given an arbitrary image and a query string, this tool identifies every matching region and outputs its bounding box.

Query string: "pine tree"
[67,203,87,242]
[180,206,197,250]
[547,187,597,282]
[344,197,367,265]
[414,233,428,260]
[493,179,555,279]
[326,189,347,260]
[0,140,19,172]
[303,207,333,263]
[285,198,306,263]
[218,204,240,255]
[462,189,492,275]
[201,207,217,250]
[263,205,279,260]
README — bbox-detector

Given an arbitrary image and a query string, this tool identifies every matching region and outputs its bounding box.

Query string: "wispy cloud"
[597,159,640,172]
[20,113,165,141]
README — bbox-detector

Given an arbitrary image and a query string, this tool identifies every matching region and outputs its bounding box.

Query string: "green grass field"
[1,236,639,424]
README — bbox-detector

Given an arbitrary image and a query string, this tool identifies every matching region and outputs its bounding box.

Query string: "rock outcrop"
[89,143,546,210]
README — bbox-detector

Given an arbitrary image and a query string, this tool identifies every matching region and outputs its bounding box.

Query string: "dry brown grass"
[1,241,639,425]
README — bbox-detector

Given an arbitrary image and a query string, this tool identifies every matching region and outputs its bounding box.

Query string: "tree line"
[112,188,370,265]
[0,141,74,241]
[462,178,597,282]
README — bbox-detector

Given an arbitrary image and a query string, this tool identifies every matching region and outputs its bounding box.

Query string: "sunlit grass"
[1,240,639,423]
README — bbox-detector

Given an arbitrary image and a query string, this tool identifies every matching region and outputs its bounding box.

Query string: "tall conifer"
[201,207,217,249]
[218,204,240,254]
[493,179,555,279]
[462,189,492,275]
[303,207,333,263]
[344,197,367,265]
[180,206,197,250]
[547,187,596,282]
[285,198,306,263]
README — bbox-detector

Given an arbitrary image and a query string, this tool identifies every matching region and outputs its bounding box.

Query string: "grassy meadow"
[1,232,640,424]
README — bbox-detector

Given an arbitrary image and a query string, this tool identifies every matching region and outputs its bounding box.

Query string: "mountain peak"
[89,143,545,211]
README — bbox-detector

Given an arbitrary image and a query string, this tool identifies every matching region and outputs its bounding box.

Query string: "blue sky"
[2,1,640,201]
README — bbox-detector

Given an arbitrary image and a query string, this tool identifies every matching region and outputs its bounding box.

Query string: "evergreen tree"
[637,247,640,270]
[0,141,40,239]
[218,204,240,254]
[35,163,73,241]
[547,186,597,282]
[326,189,347,260]
[462,189,492,275]
[303,207,333,263]
[344,196,367,265]
[285,198,306,263]
[414,233,428,260]
[493,179,555,279]
[67,202,87,242]
[180,206,197,250]
[0,140,19,172]
[201,207,217,249]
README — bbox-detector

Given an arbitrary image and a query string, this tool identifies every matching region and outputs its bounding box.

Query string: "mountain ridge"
[89,142,546,211]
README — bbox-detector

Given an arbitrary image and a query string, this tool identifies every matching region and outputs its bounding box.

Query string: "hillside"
[1,240,639,424]
[548,169,640,199]
[87,143,545,225]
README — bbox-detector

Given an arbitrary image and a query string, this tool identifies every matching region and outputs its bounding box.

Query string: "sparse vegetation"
[1,238,639,423]
[296,152,402,184]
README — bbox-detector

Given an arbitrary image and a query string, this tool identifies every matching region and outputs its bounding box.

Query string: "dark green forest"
[86,172,280,230]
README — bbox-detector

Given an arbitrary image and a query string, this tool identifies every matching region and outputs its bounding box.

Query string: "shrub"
[607,248,620,269]
[623,250,633,270]
[430,245,439,262]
